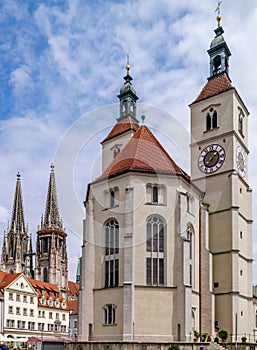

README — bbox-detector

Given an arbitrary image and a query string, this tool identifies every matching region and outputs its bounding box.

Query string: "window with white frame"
[105,219,119,288]
[28,321,35,330]
[104,304,116,325]
[146,216,165,285]
[6,319,15,328]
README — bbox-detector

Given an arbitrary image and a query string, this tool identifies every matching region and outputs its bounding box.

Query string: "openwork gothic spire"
[10,172,27,234]
[41,164,62,230]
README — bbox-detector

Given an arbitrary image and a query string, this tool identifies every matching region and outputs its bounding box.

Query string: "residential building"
[0,271,70,340]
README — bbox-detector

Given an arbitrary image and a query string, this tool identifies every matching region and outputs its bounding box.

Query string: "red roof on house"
[192,73,234,104]
[68,281,79,297]
[97,125,189,181]
[0,271,21,288]
[67,299,78,315]
[101,116,139,143]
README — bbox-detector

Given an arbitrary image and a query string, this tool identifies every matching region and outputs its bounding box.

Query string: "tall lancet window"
[146,216,165,286]
[104,219,119,288]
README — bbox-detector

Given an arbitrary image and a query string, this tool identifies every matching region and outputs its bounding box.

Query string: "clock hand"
[206,151,217,165]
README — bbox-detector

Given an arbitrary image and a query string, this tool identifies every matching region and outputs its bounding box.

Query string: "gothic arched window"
[146,216,165,286]
[104,219,119,288]
[206,108,218,131]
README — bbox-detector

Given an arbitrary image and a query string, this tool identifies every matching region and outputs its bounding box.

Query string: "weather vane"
[215,1,222,27]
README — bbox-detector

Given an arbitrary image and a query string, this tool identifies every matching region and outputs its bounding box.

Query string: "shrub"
[218,329,228,341]
[168,344,179,350]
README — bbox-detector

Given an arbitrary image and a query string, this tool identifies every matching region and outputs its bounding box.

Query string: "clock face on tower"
[236,146,246,177]
[198,144,226,173]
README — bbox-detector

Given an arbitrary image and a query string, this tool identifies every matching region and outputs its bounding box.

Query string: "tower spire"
[207,3,231,79]
[1,173,31,275]
[10,172,27,234]
[41,164,62,230]
[35,164,68,298]
[117,56,139,122]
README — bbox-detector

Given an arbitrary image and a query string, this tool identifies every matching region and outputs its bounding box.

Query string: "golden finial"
[126,53,130,73]
[215,1,222,26]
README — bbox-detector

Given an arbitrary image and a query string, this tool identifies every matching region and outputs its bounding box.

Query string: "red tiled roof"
[192,73,234,104]
[67,299,78,315]
[0,271,21,288]
[101,116,139,143]
[68,281,79,297]
[98,125,189,181]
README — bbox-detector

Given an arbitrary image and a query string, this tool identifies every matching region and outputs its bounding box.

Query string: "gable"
[5,274,36,295]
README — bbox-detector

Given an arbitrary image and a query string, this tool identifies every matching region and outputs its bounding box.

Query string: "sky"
[0,0,257,282]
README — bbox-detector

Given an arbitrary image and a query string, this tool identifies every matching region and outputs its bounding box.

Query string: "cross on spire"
[215,1,222,27]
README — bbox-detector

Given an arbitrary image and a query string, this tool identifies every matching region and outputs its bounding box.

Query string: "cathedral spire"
[1,173,31,275]
[41,164,62,230]
[10,172,27,234]
[117,56,139,122]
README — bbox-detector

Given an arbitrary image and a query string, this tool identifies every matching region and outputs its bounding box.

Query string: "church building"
[78,16,254,343]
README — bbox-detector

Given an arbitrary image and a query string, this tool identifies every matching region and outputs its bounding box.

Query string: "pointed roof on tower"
[191,72,234,104]
[97,124,189,182]
[10,172,27,235]
[41,164,63,230]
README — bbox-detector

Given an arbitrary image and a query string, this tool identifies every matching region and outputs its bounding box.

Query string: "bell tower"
[190,10,253,340]
[35,164,68,298]
[101,59,139,171]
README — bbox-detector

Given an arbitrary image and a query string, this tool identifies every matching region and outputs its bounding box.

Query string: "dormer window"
[206,108,218,131]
